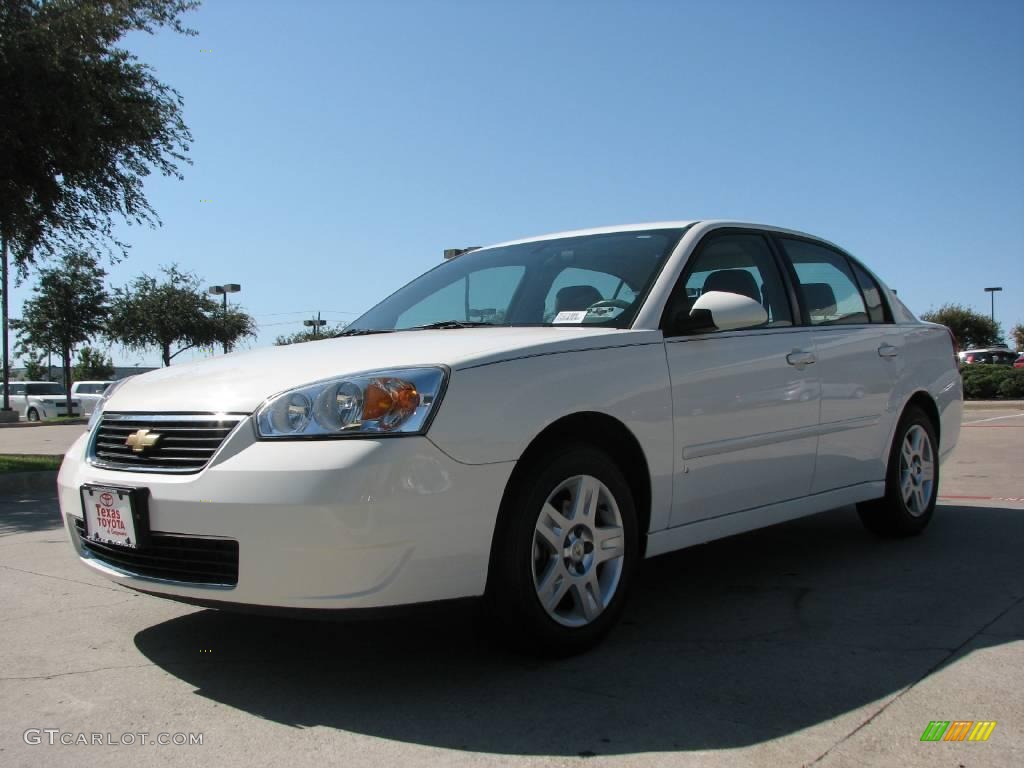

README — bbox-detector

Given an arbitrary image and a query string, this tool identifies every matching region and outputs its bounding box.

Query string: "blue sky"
[11,0,1024,366]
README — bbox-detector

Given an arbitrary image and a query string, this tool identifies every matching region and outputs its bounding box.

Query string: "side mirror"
[689,291,768,332]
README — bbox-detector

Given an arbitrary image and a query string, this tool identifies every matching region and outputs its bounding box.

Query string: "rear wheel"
[857,405,938,537]
[27,408,40,422]
[487,444,638,656]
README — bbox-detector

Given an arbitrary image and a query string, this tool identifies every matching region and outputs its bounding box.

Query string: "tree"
[1012,324,1024,353]
[74,346,115,380]
[274,324,346,346]
[0,0,197,411]
[21,351,49,381]
[920,304,1002,349]
[12,251,110,414]
[107,265,256,366]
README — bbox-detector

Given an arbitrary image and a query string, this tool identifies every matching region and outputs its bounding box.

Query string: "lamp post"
[983,286,1002,324]
[304,312,327,338]
[208,283,241,354]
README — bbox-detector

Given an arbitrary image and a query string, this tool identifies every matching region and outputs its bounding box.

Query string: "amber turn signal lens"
[362,382,393,420]
[361,379,420,426]
[392,382,420,413]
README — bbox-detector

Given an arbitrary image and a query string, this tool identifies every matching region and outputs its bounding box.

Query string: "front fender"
[427,338,674,530]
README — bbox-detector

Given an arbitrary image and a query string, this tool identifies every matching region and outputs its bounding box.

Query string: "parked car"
[2,381,80,421]
[71,381,116,417]
[1014,354,1024,370]
[959,347,1017,365]
[58,221,962,654]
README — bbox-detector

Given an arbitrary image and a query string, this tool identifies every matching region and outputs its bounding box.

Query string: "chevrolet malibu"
[58,221,962,654]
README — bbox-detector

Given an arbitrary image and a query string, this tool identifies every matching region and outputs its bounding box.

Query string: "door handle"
[786,350,816,367]
[878,343,900,358]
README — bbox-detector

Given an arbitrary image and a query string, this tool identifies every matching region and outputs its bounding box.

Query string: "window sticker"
[553,311,587,324]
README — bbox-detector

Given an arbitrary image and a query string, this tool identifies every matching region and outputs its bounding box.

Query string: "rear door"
[774,237,903,492]
[663,229,821,527]
[9,383,27,416]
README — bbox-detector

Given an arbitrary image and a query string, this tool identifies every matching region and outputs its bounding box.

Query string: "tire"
[857,405,939,537]
[27,408,40,422]
[486,443,639,656]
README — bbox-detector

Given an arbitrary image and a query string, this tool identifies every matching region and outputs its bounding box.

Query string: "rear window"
[849,261,890,324]
[779,239,868,325]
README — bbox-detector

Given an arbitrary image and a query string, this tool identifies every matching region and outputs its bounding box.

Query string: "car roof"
[475,220,843,252]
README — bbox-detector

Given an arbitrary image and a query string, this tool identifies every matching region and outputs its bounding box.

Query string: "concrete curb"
[0,470,58,495]
[963,400,1024,410]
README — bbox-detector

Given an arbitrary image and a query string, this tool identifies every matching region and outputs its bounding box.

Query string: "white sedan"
[58,221,962,654]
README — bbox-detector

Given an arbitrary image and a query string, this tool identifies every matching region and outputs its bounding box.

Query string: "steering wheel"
[587,299,632,312]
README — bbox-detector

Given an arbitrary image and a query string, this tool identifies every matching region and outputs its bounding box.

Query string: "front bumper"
[58,423,514,610]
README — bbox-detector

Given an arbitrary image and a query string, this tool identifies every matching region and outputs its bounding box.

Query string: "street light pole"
[208,283,241,354]
[984,286,1002,324]
[1,235,10,415]
[304,312,327,339]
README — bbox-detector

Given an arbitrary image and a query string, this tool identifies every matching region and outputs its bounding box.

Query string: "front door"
[663,231,821,527]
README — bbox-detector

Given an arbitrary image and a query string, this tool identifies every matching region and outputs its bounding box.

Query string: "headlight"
[87,378,131,430]
[256,367,448,439]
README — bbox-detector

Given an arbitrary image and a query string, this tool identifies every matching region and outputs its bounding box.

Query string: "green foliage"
[1012,323,1024,353]
[107,265,256,365]
[13,251,109,411]
[998,369,1024,399]
[960,365,1024,400]
[73,346,115,380]
[274,324,346,346]
[21,351,50,381]
[920,304,1002,349]
[0,453,63,473]
[0,0,199,266]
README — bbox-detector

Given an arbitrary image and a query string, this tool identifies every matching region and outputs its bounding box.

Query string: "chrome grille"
[88,414,244,473]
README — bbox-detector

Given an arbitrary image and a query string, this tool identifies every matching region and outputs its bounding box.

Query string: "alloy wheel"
[531,474,626,627]
[899,424,935,517]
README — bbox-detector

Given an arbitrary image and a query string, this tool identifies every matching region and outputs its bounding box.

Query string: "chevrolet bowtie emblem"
[125,429,161,453]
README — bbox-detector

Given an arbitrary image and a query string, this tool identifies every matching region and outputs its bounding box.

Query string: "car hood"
[106,327,652,413]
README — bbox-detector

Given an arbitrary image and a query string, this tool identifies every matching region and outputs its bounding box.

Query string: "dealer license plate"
[82,486,139,549]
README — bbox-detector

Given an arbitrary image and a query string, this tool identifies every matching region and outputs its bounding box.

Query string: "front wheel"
[487,445,639,656]
[857,405,939,537]
[26,408,40,422]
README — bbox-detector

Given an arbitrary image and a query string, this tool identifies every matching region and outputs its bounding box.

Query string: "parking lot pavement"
[0,424,88,456]
[1,423,1021,768]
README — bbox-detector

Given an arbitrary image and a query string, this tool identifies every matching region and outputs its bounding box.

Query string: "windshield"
[347,228,688,332]
[26,383,66,396]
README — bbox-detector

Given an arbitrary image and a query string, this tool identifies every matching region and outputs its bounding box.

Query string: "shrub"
[961,365,1012,399]
[998,370,1024,399]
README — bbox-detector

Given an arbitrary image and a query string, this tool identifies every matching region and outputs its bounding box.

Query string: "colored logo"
[920,721,996,742]
[99,492,114,506]
[125,429,161,454]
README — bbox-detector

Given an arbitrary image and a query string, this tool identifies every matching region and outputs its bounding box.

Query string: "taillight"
[947,329,960,370]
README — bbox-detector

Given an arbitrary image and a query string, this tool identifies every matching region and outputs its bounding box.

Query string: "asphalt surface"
[1,409,1021,768]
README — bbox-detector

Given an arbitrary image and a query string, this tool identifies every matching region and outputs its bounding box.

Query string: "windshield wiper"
[335,328,395,337]
[408,321,501,330]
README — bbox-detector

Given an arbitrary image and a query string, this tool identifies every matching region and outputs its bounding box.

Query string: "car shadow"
[0,490,62,536]
[133,503,1023,756]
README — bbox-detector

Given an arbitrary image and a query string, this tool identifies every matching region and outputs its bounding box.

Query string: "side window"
[11,383,26,396]
[849,261,889,323]
[542,267,636,322]
[779,239,868,325]
[665,233,793,335]
[395,266,525,327]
